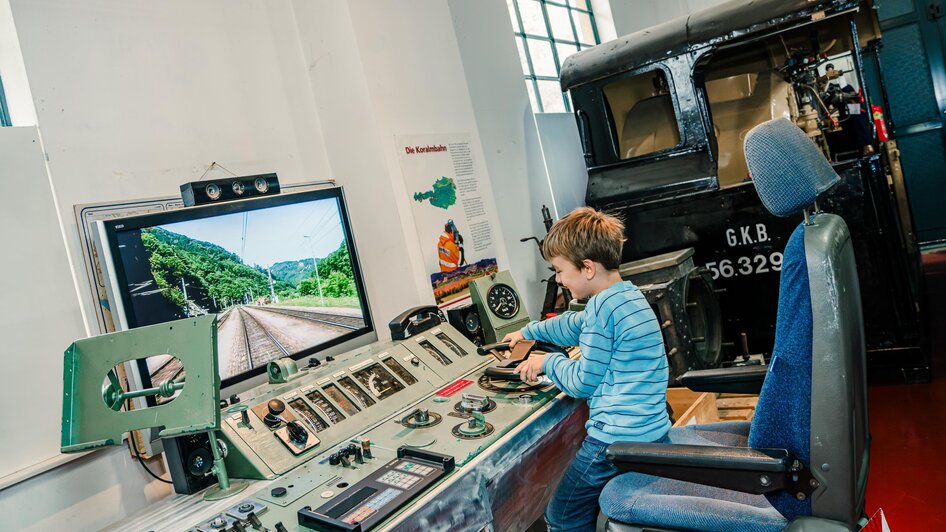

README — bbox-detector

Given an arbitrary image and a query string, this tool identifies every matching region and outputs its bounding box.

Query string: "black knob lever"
[264,399,286,428]
[286,420,308,445]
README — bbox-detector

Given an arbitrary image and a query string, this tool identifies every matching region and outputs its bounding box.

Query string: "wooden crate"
[667,388,758,427]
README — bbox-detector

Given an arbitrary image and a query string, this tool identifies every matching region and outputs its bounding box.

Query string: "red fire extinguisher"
[872,104,889,141]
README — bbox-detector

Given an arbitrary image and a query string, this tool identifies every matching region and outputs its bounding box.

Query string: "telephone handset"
[389,305,442,340]
[479,340,567,382]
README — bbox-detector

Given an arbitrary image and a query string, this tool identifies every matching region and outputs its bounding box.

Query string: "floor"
[864,250,946,530]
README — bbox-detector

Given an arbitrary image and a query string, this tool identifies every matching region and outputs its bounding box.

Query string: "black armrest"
[679,365,767,394]
[606,442,813,496]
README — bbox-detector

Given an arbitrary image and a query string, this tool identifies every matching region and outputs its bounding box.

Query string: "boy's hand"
[501,330,526,349]
[513,354,546,383]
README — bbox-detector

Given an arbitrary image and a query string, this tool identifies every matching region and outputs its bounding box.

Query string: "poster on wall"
[396,133,500,307]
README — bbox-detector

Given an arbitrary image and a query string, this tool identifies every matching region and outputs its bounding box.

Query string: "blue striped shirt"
[522,280,670,444]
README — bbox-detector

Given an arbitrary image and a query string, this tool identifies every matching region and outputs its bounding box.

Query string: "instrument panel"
[108,315,580,532]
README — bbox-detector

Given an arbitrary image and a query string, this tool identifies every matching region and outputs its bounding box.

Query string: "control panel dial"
[486,284,519,319]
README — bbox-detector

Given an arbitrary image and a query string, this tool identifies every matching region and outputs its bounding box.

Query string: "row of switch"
[328,439,373,467]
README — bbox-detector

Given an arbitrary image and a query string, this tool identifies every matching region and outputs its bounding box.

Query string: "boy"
[505,207,670,532]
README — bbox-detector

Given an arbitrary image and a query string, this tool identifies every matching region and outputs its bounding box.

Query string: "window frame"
[508,0,601,113]
[598,63,687,164]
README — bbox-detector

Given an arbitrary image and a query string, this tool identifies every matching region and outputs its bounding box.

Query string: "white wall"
[1,0,741,526]
[9,0,336,336]
[0,1,557,530]
[450,0,559,318]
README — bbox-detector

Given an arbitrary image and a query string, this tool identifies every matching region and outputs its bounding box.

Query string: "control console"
[109,306,581,532]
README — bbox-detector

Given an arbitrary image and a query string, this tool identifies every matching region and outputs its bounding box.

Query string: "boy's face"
[550,256,595,300]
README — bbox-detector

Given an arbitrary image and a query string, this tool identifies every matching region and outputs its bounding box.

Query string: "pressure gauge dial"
[232,181,245,195]
[486,283,519,319]
[254,176,269,193]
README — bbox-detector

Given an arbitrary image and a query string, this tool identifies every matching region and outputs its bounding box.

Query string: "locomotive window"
[603,70,681,159]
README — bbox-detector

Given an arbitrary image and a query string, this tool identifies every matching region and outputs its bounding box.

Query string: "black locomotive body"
[560,0,927,381]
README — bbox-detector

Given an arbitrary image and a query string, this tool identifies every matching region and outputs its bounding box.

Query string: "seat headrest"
[744,118,840,217]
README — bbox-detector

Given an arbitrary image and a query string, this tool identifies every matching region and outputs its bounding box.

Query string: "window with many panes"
[506,0,600,113]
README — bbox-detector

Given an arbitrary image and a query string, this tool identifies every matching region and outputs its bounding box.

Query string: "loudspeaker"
[180,173,280,207]
[446,303,484,346]
[163,433,218,495]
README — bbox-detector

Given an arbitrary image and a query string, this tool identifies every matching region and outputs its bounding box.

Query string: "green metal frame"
[508,0,601,112]
[0,76,11,127]
[61,315,221,453]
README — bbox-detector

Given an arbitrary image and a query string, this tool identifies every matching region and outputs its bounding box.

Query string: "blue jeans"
[544,435,620,532]
[545,433,671,531]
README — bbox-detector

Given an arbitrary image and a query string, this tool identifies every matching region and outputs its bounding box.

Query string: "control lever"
[230,520,247,532]
[480,340,568,383]
[348,443,364,464]
[412,408,430,424]
[263,399,286,428]
[468,411,486,430]
[246,512,263,530]
[476,342,511,356]
[286,420,309,446]
[274,523,288,532]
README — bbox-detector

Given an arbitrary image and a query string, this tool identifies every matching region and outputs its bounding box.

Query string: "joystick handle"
[286,420,308,445]
[267,399,286,416]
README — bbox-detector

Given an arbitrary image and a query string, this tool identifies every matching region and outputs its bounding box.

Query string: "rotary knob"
[460,393,490,412]
[459,412,487,436]
[413,408,431,424]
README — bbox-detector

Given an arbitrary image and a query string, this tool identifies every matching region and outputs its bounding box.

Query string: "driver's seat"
[597,118,870,531]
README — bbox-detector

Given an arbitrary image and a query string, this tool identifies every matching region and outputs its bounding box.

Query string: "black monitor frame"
[96,186,374,389]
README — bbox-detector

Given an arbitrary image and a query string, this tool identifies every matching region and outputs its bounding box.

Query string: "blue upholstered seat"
[599,118,867,531]
[599,223,811,531]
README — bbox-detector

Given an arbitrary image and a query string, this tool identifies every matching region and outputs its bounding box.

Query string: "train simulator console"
[79,304,587,531]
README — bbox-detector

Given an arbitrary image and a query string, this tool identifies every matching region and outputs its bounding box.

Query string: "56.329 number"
[705,252,783,280]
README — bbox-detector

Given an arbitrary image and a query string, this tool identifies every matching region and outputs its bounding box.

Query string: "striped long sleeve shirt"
[521,280,670,444]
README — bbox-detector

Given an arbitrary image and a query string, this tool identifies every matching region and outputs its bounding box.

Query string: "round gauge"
[464,312,480,333]
[487,283,519,319]
[254,176,269,193]
[231,181,245,195]
[205,182,222,201]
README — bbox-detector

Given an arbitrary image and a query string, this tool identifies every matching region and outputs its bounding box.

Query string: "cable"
[125,399,173,484]
[131,439,173,484]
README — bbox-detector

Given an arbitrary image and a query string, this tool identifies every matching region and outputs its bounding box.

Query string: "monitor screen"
[97,187,373,388]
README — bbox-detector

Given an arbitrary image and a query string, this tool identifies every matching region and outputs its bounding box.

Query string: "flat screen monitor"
[94,187,373,389]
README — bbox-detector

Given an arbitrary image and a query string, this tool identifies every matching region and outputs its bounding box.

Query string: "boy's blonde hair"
[542,207,625,270]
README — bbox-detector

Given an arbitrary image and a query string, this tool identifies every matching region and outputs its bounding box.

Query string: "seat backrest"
[743,118,868,525]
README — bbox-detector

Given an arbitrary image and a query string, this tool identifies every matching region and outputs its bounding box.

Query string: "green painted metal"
[0,76,11,127]
[61,315,220,453]
[469,270,531,344]
[267,357,303,384]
